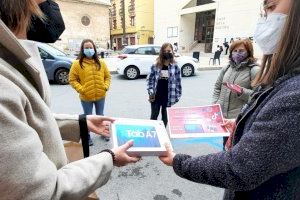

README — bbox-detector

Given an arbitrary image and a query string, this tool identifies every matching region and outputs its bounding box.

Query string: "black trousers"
[150,102,168,127]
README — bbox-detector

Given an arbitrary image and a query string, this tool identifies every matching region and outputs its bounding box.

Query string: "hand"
[159,143,176,166]
[86,115,114,138]
[223,82,243,94]
[148,95,155,103]
[221,118,236,134]
[112,140,141,167]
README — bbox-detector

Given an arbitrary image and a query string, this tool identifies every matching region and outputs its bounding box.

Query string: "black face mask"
[27,0,65,43]
[162,52,174,60]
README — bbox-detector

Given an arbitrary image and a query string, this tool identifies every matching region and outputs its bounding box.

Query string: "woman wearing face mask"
[0,0,140,199]
[147,43,182,127]
[212,39,260,148]
[69,39,111,145]
[160,0,300,199]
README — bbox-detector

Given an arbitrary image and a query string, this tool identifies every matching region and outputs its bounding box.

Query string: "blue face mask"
[83,48,95,58]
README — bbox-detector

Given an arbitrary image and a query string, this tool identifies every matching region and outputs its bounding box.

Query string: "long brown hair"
[253,0,300,86]
[0,0,43,35]
[156,43,175,68]
[229,39,256,63]
[77,39,101,70]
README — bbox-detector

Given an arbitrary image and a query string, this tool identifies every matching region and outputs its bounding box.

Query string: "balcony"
[111,26,137,35]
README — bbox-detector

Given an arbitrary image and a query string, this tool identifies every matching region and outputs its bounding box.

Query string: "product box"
[167,104,230,138]
[110,118,172,156]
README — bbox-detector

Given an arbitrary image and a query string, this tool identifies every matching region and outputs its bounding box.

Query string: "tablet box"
[111,119,172,156]
[167,104,230,138]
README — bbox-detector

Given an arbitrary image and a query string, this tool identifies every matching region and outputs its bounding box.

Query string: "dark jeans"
[150,103,168,127]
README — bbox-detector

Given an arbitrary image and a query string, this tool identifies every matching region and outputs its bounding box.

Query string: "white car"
[116,45,199,80]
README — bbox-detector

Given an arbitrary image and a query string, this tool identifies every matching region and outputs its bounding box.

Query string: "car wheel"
[55,68,69,85]
[124,66,140,80]
[181,64,194,77]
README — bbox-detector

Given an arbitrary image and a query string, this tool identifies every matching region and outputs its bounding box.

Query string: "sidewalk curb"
[197,66,222,71]
[110,71,118,75]
[109,67,222,74]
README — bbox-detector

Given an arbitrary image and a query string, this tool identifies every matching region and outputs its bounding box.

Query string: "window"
[135,47,154,55]
[130,16,135,26]
[167,27,178,38]
[154,47,161,55]
[81,16,90,26]
[113,19,117,29]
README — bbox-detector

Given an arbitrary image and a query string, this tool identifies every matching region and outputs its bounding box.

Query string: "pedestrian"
[160,0,300,199]
[147,43,182,127]
[107,41,110,50]
[113,41,117,51]
[69,39,111,145]
[0,1,140,199]
[223,40,229,55]
[219,45,224,53]
[173,42,178,53]
[212,39,260,148]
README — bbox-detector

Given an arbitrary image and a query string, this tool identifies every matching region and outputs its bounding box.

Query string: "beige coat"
[212,60,260,118]
[0,20,113,199]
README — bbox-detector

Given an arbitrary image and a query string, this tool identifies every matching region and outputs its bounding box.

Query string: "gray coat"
[0,20,113,199]
[212,60,260,118]
[173,65,300,199]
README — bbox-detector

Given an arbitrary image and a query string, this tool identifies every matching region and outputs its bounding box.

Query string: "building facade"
[154,0,262,56]
[54,0,111,53]
[110,0,154,50]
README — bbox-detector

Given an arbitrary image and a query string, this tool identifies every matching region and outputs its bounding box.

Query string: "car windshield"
[38,43,67,57]
[121,47,136,54]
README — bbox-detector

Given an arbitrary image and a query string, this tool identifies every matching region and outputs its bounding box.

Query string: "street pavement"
[50,70,225,200]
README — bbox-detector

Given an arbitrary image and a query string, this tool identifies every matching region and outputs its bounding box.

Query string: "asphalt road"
[50,70,225,200]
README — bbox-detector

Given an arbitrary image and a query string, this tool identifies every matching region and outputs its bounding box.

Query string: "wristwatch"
[100,149,116,162]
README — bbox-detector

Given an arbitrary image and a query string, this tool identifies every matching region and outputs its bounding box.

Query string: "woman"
[0,1,139,199]
[147,43,182,127]
[69,39,111,145]
[212,39,260,148]
[160,0,300,199]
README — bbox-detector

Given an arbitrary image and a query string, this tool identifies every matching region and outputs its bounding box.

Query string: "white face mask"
[254,13,287,55]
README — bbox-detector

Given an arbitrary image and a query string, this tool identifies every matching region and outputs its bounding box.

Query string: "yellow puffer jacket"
[69,58,111,101]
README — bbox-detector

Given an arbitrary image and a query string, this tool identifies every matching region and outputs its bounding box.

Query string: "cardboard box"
[111,119,172,156]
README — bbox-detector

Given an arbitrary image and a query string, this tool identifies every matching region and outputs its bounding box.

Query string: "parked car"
[116,45,199,80]
[37,42,74,84]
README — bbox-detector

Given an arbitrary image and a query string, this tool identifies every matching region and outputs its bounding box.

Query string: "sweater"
[173,66,300,200]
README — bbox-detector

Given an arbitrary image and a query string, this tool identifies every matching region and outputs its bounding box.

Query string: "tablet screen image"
[110,118,172,156]
[115,124,161,148]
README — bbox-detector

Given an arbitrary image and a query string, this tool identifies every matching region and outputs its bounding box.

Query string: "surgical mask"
[84,48,95,58]
[163,52,173,60]
[254,13,287,55]
[232,52,248,64]
[27,0,65,43]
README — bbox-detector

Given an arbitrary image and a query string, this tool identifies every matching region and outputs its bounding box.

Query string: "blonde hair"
[0,0,44,34]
